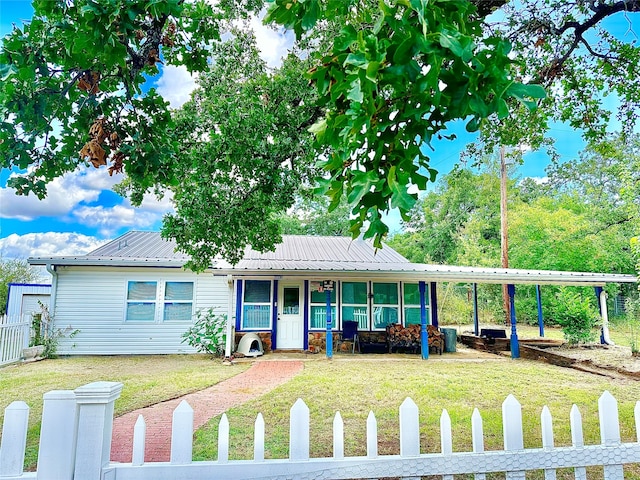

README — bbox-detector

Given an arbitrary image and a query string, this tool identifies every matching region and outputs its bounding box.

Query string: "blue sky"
[0,2,636,259]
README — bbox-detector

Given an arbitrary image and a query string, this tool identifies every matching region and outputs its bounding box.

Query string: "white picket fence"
[0,317,30,366]
[2,385,640,480]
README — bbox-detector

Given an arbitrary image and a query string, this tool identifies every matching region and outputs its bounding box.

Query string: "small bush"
[182,308,227,357]
[554,287,599,345]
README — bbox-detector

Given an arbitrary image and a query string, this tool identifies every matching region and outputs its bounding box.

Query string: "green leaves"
[266,0,546,247]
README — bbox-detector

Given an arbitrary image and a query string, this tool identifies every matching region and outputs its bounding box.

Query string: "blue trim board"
[235,280,242,331]
[536,285,544,337]
[508,284,519,359]
[419,281,428,360]
[303,281,309,351]
[271,280,279,350]
[430,282,439,327]
[8,283,52,288]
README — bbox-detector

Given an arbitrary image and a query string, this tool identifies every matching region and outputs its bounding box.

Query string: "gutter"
[45,263,57,322]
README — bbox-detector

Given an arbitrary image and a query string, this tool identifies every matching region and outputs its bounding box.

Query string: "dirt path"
[110,360,304,463]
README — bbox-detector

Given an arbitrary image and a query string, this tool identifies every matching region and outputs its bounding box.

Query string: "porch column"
[595,286,614,345]
[472,283,479,336]
[325,288,333,359]
[272,280,279,351]
[536,284,544,338]
[419,281,429,360]
[507,284,519,359]
[430,282,439,328]
[225,275,234,359]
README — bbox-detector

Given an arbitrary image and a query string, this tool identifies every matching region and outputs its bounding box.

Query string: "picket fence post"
[73,381,123,480]
[37,390,77,480]
[218,413,229,463]
[471,408,486,480]
[0,401,29,477]
[171,400,193,465]
[290,399,309,461]
[503,394,525,480]
[599,391,623,480]
[131,415,146,466]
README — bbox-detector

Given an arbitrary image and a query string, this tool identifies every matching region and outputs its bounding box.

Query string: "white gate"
[0,317,30,366]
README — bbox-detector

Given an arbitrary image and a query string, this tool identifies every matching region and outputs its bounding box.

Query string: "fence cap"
[74,381,123,404]
[43,390,76,401]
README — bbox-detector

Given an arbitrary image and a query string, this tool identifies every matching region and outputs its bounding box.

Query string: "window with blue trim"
[309,281,336,330]
[242,280,272,329]
[372,282,399,329]
[403,283,428,325]
[342,281,368,330]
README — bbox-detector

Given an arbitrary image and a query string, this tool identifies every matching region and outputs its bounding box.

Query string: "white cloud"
[1,167,120,221]
[0,232,107,259]
[156,65,197,108]
[250,16,294,68]
[71,191,174,236]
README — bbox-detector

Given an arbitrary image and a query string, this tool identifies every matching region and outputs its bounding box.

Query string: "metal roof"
[28,230,638,286]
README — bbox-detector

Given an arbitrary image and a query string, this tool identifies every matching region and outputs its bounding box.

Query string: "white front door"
[276,283,304,349]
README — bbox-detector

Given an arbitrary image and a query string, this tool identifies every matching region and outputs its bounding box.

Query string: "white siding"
[53,267,229,354]
[6,284,51,318]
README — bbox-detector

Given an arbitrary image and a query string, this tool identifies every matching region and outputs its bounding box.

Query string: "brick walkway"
[110,360,304,463]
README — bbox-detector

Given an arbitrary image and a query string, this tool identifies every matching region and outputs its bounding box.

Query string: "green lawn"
[0,355,250,470]
[191,352,640,479]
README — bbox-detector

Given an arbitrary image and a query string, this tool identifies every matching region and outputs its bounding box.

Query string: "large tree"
[2,0,639,267]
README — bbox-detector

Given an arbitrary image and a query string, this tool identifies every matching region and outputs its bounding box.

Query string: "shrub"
[182,308,227,357]
[625,296,640,353]
[553,287,599,345]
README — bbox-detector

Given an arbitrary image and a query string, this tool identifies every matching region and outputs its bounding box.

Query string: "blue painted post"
[303,281,309,351]
[419,281,429,360]
[508,284,519,359]
[272,280,278,351]
[430,282,439,328]
[472,283,479,336]
[326,288,333,359]
[595,286,605,344]
[235,280,243,332]
[536,284,544,337]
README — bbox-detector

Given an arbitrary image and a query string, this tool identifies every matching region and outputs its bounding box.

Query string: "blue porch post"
[303,281,309,351]
[472,283,479,336]
[325,288,333,359]
[235,280,243,332]
[430,282,439,328]
[508,284,519,359]
[271,280,278,351]
[536,284,544,337]
[419,281,429,360]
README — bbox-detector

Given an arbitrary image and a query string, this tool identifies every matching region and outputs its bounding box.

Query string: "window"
[163,282,194,321]
[126,280,194,322]
[242,280,272,329]
[404,283,428,325]
[372,282,399,329]
[342,282,368,330]
[309,281,336,330]
[126,281,157,321]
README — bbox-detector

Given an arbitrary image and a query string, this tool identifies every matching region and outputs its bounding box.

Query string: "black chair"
[336,320,359,353]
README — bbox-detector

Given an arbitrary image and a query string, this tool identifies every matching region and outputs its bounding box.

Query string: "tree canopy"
[2,0,639,267]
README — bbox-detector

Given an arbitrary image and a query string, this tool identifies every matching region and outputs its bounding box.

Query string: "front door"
[276,283,304,349]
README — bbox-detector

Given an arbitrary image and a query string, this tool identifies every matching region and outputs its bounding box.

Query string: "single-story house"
[28,231,637,358]
[5,283,51,323]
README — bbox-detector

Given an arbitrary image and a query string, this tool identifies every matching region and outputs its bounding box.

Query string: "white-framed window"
[126,281,157,321]
[125,280,194,322]
[403,283,428,325]
[242,280,272,330]
[341,281,368,330]
[163,282,194,321]
[309,281,337,330]
[372,282,399,329]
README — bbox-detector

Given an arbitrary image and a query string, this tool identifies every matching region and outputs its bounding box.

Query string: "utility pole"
[500,145,510,325]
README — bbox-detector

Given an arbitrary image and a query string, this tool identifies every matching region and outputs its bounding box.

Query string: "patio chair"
[336,320,360,353]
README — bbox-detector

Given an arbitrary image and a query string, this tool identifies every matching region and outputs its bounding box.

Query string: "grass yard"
[0,355,250,470]
[193,356,640,479]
